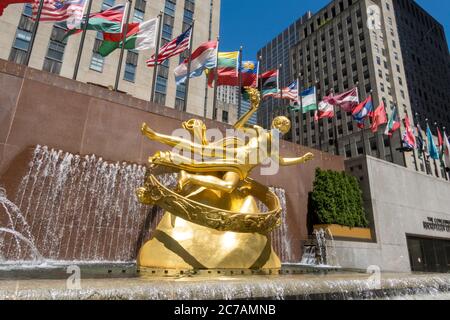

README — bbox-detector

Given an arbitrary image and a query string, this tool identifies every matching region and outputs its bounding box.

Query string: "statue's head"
[271,116,291,135]
[182,119,208,145]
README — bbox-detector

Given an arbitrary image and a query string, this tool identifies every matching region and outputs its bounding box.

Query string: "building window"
[155,92,166,105]
[133,8,145,22]
[164,0,176,17]
[162,21,173,40]
[156,76,167,94]
[90,53,104,72]
[124,50,138,82]
[222,110,229,123]
[176,83,186,99]
[43,24,68,75]
[90,32,104,72]
[175,98,184,111]
[9,4,34,64]
[102,0,115,10]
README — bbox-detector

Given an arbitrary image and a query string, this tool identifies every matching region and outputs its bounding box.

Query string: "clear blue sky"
[219,0,450,61]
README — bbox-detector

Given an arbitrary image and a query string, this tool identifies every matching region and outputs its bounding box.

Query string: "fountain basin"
[0,271,449,300]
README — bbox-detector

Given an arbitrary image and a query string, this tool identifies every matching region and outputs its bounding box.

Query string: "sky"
[219,0,450,61]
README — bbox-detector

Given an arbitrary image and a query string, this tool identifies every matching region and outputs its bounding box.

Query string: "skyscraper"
[0,0,221,118]
[258,0,450,178]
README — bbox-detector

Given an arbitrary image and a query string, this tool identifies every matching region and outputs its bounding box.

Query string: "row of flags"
[0,0,88,29]
[3,0,450,171]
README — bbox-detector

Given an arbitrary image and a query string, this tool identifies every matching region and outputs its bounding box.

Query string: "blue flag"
[426,124,439,160]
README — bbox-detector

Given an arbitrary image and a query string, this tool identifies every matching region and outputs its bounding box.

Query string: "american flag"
[32,0,86,29]
[146,26,192,67]
[272,80,299,102]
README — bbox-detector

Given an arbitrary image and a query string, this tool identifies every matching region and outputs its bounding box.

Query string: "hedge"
[310,168,369,228]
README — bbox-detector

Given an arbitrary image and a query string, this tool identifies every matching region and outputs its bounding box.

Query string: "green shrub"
[310,168,368,228]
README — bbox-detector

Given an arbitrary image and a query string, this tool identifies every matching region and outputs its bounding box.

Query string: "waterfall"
[0,146,166,262]
[268,187,292,263]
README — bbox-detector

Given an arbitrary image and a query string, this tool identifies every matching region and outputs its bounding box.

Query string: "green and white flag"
[99,18,158,57]
[301,86,317,113]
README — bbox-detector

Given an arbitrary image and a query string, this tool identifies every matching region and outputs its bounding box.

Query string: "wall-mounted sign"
[423,217,450,233]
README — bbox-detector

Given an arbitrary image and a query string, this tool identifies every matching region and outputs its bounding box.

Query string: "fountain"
[1,88,449,300]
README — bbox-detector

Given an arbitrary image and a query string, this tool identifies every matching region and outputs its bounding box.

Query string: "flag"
[64,4,126,37]
[329,87,359,112]
[416,124,426,159]
[174,40,218,85]
[146,26,192,67]
[241,60,259,87]
[272,81,299,102]
[443,131,450,169]
[98,18,158,57]
[384,106,401,136]
[352,96,374,129]
[416,123,429,159]
[32,0,87,29]
[314,96,334,121]
[259,70,278,98]
[0,0,32,16]
[426,124,439,160]
[436,127,445,160]
[301,87,317,113]
[207,51,240,87]
[402,113,416,150]
[370,101,387,132]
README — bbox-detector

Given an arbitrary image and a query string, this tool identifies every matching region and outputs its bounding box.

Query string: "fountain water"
[0,228,42,262]
[0,146,171,262]
[270,187,293,263]
[298,228,340,268]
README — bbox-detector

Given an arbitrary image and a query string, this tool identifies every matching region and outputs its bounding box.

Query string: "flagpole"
[385,101,394,163]
[435,122,447,180]
[279,64,283,101]
[150,11,163,102]
[72,0,94,80]
[314,80,322,151]
[416,112,430,175]
[203,36,220,120]
[426,118,439,177]
[361,87,368,156]
[257,55,266,127]
[331,88,340,156]
[114,0,132,92]
[395,103,407,167]
[443,126,449,181]
[237,46,243,118]
[212,38,220,120]
[405,108,419,172]
[183,20,195,112]
[25,0,45,66]
[297,74,303,145]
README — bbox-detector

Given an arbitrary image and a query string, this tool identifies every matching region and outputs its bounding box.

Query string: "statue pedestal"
[138,212,281,270]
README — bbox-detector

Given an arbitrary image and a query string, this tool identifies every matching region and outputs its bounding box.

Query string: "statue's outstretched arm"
[233,88,260,130]
[277,152,314,166]
[142,123,206,152]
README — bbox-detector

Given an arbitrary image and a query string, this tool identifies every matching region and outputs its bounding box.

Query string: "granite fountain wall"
[0,59,344,263]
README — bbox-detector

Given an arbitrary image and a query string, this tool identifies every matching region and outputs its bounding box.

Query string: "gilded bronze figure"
[136,88,313,271]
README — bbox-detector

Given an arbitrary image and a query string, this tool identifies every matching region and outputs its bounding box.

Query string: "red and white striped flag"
[328,87,359,112]
[32,0,87,29]
[271,80,299,102]
[146,26,192,67]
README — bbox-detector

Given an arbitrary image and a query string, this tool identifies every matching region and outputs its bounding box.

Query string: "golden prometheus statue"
[136,88,313,272]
